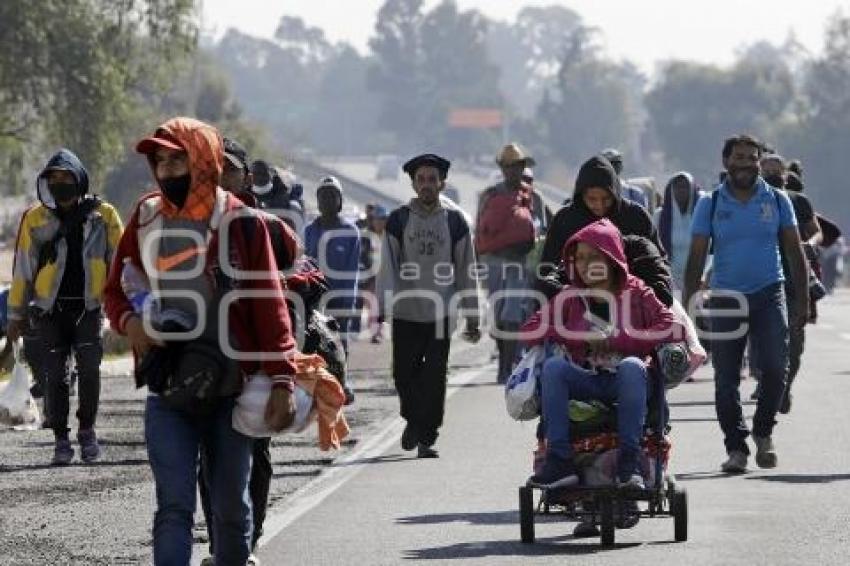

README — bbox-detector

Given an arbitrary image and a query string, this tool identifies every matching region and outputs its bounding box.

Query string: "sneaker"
[77,428,101,463]
[247,554,261,566]
[527,455,579,489]
[199,558,215,566]
[617,474,646,491]
[779,390,793,414]
[370,334,382,344]
[417,443,439,459]
[720,450,748,473]
[753,436,778,468]
[401,423,418,451]
[52,437,74,466]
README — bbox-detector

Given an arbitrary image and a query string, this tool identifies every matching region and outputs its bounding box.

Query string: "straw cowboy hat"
[496,143,536,168]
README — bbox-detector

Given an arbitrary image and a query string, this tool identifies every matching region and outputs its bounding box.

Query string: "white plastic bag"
[0,343,41,430]
[504,345,545,421]
[666,299,708,388]
[232,373,315,438]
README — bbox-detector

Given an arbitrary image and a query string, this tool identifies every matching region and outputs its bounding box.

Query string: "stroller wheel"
[519,486,535,543]
[599,496,615,546]
[672,486,688,542]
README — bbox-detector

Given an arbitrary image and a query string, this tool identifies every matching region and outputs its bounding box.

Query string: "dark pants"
[710,283,789,454]
[785,285,806,391]
[37,302,103,436]
[201,437,271,553]
[391,318,452,447]
[146,396,253,565]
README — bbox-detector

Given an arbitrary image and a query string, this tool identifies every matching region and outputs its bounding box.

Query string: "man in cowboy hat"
[476,143,539,382]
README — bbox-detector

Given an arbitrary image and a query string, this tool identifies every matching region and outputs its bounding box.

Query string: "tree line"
[2,1,850,230]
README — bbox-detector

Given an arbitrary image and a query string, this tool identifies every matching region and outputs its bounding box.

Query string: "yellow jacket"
[9,200,123,320]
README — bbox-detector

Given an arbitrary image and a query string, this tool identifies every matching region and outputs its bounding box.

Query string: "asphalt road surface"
[257,290,850,566]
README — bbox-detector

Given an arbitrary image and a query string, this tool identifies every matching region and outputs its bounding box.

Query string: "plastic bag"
[232,373,315,438]
[664,299,707,389]
[0,343,41,430]
[505,345,544,421]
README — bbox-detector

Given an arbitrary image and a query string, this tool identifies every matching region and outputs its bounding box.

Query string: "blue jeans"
[710,283,789,454]
[541,357,648,480]
[145,396,253,566]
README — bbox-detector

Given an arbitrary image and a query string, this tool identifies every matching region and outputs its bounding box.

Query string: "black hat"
[223,137,249,171]
[402,154,451,180]
[575,155,617,194]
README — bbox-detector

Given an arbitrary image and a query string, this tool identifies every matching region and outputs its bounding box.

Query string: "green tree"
[369,0,503,154]
[487,5,583,118]
[646,57,795,183]
[537,27,635,168]
[782,12,850,231]
[0,0,197,192]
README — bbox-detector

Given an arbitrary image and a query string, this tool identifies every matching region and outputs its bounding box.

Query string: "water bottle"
[120,258,151,314]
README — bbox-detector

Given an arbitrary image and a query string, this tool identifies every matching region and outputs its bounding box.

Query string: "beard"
[728,166,758,189]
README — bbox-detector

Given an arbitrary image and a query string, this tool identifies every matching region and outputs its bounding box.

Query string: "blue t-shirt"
[692,179,797,294]
[304,219,361,307]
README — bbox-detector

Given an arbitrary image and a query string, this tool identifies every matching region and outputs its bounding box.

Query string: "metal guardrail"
[289,157,405,210]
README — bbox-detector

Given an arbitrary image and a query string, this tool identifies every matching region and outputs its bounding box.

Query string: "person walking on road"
[104,117,298,566]
[6,149,123,465]
[683,135,809,473]
[476,143,537,383]
[760,154,822,413]
[305,176,362,352]
[537,155,664,299]
[601,148,649,210]
[655,172,703,291]
[378,153,481,458]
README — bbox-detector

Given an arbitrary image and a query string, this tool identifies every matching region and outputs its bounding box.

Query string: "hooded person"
[103,117,298,566]
[522,218,682,492]
[7,148,123,465]
[304,176,361,355]
[537,155,664,298]
[655,172,703,289]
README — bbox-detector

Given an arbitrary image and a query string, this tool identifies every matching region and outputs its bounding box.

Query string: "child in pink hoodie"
[522,218,683,490]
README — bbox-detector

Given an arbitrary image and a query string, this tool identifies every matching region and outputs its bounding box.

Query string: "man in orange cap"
[104,117,297,565]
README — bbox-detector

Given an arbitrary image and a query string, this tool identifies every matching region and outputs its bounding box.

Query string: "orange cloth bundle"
[294,353,350,450]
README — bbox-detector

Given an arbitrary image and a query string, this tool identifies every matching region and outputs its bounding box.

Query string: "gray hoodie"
[377,198,480,325]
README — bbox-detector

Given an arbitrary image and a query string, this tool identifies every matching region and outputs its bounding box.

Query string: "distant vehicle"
[375,155,400,180]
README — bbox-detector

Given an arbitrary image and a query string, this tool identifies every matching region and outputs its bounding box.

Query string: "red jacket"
[104,191,298,388]
[522,218,682,364]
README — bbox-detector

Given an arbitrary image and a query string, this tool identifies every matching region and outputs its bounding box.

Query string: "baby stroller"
[517,348,688,546]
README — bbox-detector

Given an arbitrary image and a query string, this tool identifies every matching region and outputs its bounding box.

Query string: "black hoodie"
[536,155,664,295]
[37,149,100,299]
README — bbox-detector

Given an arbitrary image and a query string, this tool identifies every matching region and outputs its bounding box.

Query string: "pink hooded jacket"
[522,218,683,364]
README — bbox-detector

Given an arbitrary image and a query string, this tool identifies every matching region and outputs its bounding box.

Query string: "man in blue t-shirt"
[683,134,809,474]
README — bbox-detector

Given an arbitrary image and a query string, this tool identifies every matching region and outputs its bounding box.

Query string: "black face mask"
[764,174,784,188]
[159,174,192,208]
[49,182,80,204]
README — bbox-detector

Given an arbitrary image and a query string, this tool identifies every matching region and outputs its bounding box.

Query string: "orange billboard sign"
[448,108,503,129]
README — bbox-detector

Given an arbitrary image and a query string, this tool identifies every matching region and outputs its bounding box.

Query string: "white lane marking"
[840,333,850,342]
[257,363,493,547]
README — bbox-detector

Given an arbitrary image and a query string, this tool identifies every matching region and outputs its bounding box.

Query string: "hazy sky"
[203,0,849,72]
